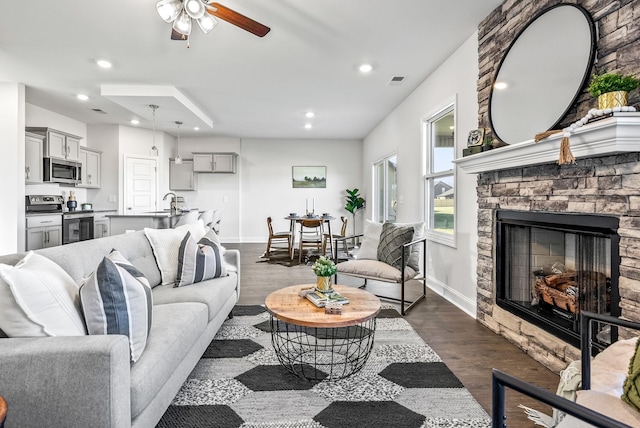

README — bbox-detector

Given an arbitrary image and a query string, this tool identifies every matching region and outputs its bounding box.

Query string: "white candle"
[313,198,315,212]
[306,198,308,212]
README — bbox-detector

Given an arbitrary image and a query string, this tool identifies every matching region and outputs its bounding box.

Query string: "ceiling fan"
[156,0,270,41]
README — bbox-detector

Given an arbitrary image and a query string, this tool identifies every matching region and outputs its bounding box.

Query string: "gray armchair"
[334,226,427,315]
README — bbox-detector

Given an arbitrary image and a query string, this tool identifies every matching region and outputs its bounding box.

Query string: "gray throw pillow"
[377,222,415,270]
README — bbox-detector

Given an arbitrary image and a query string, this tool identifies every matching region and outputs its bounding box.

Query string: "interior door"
[124,156,158,214]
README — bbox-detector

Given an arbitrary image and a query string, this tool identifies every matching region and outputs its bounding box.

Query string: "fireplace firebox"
[496,210,620,348]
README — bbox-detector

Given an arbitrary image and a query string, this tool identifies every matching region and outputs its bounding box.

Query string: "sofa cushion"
[377,222,414,270]
[177,230,227,287]
[152,271,238,321]
[130,302,208,419]
[144,221,207,286]
[80,250,153,363]
[556,390,640,427]
[337,259,417,282]
[0,251,86,337]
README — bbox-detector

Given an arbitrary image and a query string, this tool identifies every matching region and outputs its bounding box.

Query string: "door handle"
[45,231,49,244]
[127,207,132,210]
[25,166,30,179]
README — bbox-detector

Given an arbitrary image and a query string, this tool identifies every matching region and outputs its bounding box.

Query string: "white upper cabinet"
[25,132,44,184]
[192,152,237,173]
[78,147,101,188]
[26,127,82,162]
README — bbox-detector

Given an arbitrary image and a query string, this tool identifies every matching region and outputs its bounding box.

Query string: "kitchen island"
[106,210,198,236]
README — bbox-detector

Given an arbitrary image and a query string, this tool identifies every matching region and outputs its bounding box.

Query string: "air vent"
[387,76,406,86]
[91,108,107,114]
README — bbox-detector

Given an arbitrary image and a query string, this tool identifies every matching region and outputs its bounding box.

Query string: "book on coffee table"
[302,289,350,308]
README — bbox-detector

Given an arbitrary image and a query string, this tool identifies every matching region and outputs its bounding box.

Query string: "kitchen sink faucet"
[163,192,177,212]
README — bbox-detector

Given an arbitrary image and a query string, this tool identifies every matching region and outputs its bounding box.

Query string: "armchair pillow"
[0,251,86,337]
[176,229,227,287]
[79,250,153,363]
[356,220,383,260]
[377,222,415,270]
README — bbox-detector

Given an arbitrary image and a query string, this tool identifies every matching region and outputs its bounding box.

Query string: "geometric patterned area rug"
[157,305,491,428]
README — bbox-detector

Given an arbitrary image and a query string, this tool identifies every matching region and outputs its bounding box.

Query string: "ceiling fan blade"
[206,2,270,37]
[171,28,188,40]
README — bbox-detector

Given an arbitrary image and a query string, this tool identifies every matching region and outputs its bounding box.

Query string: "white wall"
[0,83,25,254]
[362,33,480,317]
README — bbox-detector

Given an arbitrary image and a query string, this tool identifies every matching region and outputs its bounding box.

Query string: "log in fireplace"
[496,210,620,348]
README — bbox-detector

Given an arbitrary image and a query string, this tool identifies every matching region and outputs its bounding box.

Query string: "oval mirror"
[489,4,595,145]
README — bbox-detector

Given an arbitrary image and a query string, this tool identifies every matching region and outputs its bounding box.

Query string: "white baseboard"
[426,275,477,319]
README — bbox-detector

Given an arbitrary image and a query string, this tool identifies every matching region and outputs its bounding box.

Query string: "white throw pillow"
[356,220,383,260]
[80,250,152,363]
[144,220,207,285]
[0,252,86,337]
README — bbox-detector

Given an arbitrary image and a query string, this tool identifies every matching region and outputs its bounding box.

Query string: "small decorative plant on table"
[588,72,639,109]
[312,256,337,293]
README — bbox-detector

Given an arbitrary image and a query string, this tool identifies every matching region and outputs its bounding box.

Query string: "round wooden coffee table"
[265,284,381,381]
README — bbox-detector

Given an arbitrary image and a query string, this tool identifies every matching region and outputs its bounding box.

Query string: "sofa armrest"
[224,248,241,295]
[492,369,631,428]
[0,335,131,428]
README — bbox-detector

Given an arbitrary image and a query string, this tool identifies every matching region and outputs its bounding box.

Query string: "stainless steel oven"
[62,211,94,244]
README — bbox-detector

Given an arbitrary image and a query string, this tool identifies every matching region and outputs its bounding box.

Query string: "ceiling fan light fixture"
[173,9,193,35]
[197,13,217,34]
[156,0,182,23]
[184,0,206,19]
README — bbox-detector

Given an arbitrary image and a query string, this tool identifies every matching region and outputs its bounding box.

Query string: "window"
[423,103,455,246]
[373,154,397,223]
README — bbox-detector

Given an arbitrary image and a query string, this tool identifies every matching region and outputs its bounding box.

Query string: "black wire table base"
[269,316,377,381]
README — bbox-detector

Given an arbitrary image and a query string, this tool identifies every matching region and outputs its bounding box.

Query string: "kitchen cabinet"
[25,214,62,250]
[94,211,115,238]
[170,159,196,190]
[78,147,101,188]
[26,127,82,162]
[25,132,44,184]
[192,152,237,173]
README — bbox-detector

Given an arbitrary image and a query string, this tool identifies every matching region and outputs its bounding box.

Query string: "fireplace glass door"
[496,210,619,346]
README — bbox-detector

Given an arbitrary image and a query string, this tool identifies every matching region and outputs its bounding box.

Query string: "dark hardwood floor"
[228,243,560,426]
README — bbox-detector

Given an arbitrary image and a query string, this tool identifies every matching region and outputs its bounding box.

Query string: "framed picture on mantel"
[292,166,326,188]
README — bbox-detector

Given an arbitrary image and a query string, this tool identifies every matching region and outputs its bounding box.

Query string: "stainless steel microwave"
[43,157,81,184]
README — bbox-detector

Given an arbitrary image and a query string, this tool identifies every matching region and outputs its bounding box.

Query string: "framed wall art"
[292,166,326,188]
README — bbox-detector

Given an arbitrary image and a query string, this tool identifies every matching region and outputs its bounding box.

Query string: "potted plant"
[345,188,365,240]
[311,256,337,292]
[587,72,639,109]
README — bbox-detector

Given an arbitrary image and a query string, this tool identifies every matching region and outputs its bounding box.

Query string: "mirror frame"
[488,4,596,145]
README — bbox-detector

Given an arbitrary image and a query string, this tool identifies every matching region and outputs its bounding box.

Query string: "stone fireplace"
[455,116,640,372]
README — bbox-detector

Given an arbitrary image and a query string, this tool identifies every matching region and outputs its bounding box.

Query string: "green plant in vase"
[587,72,639,109]
[312,256,337,292]
[345,188,365,245]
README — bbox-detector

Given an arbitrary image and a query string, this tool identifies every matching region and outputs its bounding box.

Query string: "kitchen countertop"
[105,210,197,218]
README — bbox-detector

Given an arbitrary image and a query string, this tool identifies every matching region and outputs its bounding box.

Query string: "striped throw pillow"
[176,229,227,287]
[80,250,153,363]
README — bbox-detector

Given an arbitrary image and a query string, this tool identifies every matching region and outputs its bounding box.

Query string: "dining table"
[284,214,336,260]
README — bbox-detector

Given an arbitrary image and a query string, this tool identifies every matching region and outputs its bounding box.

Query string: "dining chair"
[322,216,349,259]
[298,218,324,263]
[265,217,293,258]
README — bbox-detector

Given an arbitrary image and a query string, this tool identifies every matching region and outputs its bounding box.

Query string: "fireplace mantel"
[453,113,640,174]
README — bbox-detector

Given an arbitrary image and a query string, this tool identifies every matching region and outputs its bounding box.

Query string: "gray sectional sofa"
[0,229,240,428]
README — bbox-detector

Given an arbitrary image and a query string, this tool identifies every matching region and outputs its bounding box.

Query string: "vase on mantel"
[598,91,628,109]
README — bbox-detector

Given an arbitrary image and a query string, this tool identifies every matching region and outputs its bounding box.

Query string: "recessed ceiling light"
[76,94,89,101]
[130,119,140,125]
[359,63,373,73]
[95,59,112,69]
[305,111,315,118]
[494,81,508,90]
[304,123,312,129]
[194,127,200,131]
